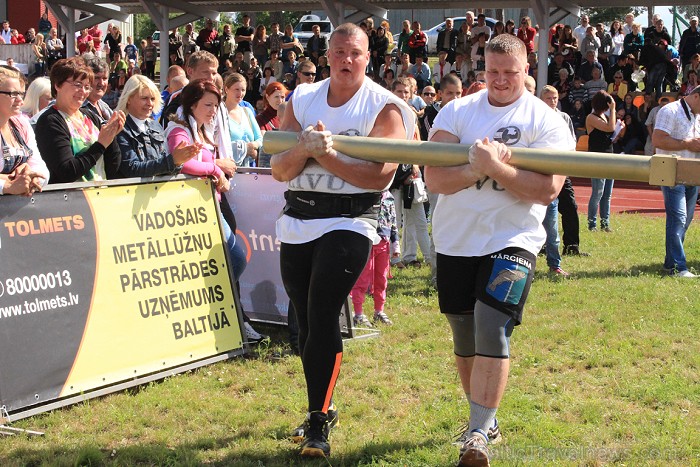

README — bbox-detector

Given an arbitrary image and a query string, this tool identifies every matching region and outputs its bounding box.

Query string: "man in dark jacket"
[639,40,672,98]
[436,18,459,63]
[169,28,184,66]
[548,52,574,84]
[306,24,328,65]
[644,17,671,46]
[679,16,700,77]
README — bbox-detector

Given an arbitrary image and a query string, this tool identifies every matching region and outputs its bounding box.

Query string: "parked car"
[423,16,498,54]
[152,31,160,52]
[293,14,333,49]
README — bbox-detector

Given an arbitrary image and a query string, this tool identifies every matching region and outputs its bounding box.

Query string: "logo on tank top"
[338,129,361,137]
[493,126,521,145]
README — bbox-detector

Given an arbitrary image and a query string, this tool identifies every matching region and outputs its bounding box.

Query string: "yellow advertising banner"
[0,178,244,417]
[59,178,242,396]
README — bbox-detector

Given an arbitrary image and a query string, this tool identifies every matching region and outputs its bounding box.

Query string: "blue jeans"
[646,62,667,98]
[543,199,561,269]
[588,178,614,228]
[221,216,247,282]
[662,184,698,272]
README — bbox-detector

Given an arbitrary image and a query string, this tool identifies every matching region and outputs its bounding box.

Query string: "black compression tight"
[280,230,371,413]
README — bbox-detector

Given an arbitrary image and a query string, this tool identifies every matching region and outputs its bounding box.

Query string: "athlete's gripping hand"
[468,137,511,177]
[299,120,337,160]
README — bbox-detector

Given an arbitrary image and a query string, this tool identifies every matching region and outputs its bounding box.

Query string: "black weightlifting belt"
[283,190,381,221]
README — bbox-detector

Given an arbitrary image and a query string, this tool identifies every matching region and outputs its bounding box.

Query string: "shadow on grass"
[3,437,444,467]
[534,261,681,281]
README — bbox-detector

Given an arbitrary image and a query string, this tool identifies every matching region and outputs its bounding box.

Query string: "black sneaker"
[291,403,338,443]
[562,245,591,257]
[300,411,331,458]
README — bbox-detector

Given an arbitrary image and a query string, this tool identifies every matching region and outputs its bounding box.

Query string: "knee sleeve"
[445,313,475,357]
[474,301,515,358]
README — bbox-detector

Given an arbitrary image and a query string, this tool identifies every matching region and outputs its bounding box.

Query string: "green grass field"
[1,213,699,466]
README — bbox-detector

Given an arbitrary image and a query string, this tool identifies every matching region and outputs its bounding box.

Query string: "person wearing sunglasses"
[284,60,316,101]
[36,57,124,184]
[418,85,437,140]
[0,67,49,195]
[607,72,628,105]
[296,60,317,86]
[516,16,537,55]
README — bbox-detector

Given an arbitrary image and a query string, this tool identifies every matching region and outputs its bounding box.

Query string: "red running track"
[570,178,666,217]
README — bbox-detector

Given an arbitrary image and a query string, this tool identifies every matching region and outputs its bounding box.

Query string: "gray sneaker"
[373,311,393,325]
[353,314,374,328]
[454,419,502,446]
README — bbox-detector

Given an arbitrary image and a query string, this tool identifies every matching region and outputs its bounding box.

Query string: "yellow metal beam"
[264,131,685,187]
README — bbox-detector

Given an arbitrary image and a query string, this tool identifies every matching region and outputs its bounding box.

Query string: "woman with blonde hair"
[115,74,200,178]
[104,26,122,63]
[223,72,262,167]
[32,33,47,77]
[21,76,51,119]
[0,67,49,195]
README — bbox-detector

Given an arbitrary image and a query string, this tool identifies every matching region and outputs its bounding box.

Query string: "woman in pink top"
[164,79,267,343]
[166,79,229,197]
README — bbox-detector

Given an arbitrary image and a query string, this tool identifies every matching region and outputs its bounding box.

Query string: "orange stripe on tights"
[322,352,342,413]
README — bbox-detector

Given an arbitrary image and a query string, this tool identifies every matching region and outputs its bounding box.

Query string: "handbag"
[293,41,304,57]
[412,177,429,203]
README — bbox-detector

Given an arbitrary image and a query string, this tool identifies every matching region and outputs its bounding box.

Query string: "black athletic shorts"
[436,247,536,324]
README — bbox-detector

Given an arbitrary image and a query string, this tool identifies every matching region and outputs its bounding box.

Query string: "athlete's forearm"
[424,165,482,194]
[314,153,397,190]
[271,147,309,182]
[488,162,565,205]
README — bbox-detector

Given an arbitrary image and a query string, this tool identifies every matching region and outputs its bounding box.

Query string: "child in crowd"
[570,99,587,139]
[351,191,400,327]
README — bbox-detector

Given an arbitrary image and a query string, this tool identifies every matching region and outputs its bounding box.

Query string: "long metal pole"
[263,131,684,186]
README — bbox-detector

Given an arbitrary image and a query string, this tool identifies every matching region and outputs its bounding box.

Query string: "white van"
[293,14,333,49]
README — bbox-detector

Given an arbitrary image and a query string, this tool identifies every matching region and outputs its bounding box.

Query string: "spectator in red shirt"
[407,21,427,63]
[10,29,25,44]
[77,28,93,54]
[88,24,102,52]
[196,18,219,55]
[517,16,537,54]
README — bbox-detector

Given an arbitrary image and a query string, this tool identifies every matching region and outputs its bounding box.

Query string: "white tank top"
[277,77,414,244]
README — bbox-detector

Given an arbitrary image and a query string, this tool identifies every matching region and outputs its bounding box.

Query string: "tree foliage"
[133,10,308,42]
[254,10,308,29]
[678,6,700,20]
[581,7,646,25]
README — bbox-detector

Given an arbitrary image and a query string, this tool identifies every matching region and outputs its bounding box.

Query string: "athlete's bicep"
[280,99,302,132]
[368,104,407,140]
[429,129,461,145]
